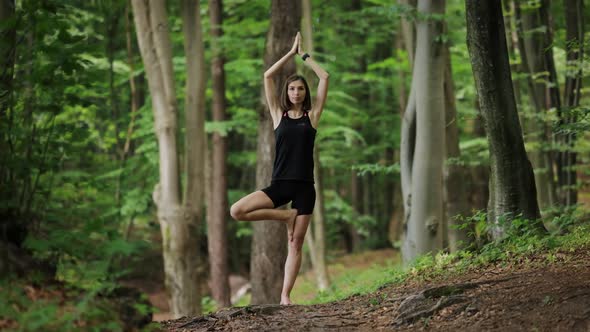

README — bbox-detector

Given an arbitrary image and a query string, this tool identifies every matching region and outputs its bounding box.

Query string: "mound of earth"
[161,247,590,331]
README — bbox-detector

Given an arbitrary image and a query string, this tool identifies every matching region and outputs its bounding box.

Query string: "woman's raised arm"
[297,35,329,128]
[264,33,300,124]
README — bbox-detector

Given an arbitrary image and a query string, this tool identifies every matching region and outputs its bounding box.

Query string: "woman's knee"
[230,202,244,220]
[289,235,305,252]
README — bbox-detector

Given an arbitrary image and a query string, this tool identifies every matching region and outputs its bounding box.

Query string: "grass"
[293,249,401,304]
[286,222,590,306]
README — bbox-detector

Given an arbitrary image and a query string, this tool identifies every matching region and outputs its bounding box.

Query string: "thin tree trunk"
[349,169,362,252]
[207,0,231,308]
[116,1,145,251]
[515,0,557,212]
[106,10,122,161]
[181,0,206,315]
[301,0,330,291]
[402,0,445,263]
[559,0,583,206]
[250,0,300,305]
[398,0,416,253]
[0,0,15,209]
[398,0,417,68]
[132,0,201,317]
[387,34,407,247]
[442,39,471,252]
[465,0,545,239]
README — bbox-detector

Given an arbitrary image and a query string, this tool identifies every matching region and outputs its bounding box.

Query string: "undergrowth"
[303,210,590,305]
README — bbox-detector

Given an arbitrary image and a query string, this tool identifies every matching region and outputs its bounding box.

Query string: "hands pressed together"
[289,31,305,56]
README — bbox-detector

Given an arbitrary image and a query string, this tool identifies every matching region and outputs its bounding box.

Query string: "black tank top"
[272,110,316,182]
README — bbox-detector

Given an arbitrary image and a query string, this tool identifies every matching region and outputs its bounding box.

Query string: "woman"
[230,32,329,305]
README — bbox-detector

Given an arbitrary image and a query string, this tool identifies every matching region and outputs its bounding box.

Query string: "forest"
[1,0,589,331]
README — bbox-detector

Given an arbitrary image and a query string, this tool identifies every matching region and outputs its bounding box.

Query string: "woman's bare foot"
[280,295,292,305]
[286,209,297,241]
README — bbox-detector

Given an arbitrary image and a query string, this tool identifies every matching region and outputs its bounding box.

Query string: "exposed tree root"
[176,304,285,329]
[393,283,478,325]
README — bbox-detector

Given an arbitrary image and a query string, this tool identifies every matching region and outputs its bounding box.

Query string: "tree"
[559,0,584,206]
[250,0,301,304]
[301,0,330,291]
[131,0,206,317]
[465,0,544,239]
[207,0,231,308]
[401,0,446,263]
[515,0,558,212]
[442,41,471,252]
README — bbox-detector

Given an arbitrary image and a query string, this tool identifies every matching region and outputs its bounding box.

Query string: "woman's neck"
[290,104,303,113]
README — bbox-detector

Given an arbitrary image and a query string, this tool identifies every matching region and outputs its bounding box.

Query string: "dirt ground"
[160,246,590,331]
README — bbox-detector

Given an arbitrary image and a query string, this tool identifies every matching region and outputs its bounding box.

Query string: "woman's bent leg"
[230,191,296,223]
[281,214,311,305]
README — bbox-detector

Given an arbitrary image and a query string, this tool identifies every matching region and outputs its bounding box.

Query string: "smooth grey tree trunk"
[465,0,544,239]
[206,0,231,308]
[250,0,300,305]
[559,0,583,206]
[132,0,203,317]
[442,44,471,252]
[401,0,445,263]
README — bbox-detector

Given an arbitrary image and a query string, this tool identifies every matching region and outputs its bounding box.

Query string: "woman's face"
[287,80,306,105]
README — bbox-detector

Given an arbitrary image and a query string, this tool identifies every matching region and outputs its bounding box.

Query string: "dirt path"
[161,247,590,331]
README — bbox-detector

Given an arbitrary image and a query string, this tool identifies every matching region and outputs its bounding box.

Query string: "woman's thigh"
[233,190,275,213]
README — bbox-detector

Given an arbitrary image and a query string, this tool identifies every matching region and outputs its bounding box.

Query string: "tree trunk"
[465,0,544,239]
[442,39,471,252]
[470,110,490,212]
[207,0,231,308]
[398,0,417,68]
[181,0,207,315]
[349,169,362,252]
[402,0,445,263]
[301,0,330,291]
[250,0,300,305]
[515,0,557,212]
[559,0,583,206]
[132,0,202,317]
[0,0,15,199]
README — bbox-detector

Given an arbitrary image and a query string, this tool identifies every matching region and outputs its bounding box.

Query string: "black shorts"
[261,180,316,215]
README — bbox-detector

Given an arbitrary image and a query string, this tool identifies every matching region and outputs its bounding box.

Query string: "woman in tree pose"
[230,32,329,305]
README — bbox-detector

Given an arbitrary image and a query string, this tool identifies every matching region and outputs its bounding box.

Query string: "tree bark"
[207,0,231,308]
[402,0,445,263]
[132,0,202,317]
[442,43,471,252]
[0,0,16,200]
[301,0,330,292]
[181,0,207,315]
[515,0,557,212]
[465,0,544,239]
[559,0,583,206]
[398,0,417,68]
[250,0,300,305]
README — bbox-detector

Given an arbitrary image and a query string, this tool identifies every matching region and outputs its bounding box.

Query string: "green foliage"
[352,163,400,176]
[305,220,590,306]
[324,190,376,242]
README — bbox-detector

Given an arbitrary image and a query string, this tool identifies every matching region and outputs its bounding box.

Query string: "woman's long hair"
[279,74,312,112]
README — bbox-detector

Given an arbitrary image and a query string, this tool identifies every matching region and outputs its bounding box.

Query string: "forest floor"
[160,245,590,331]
